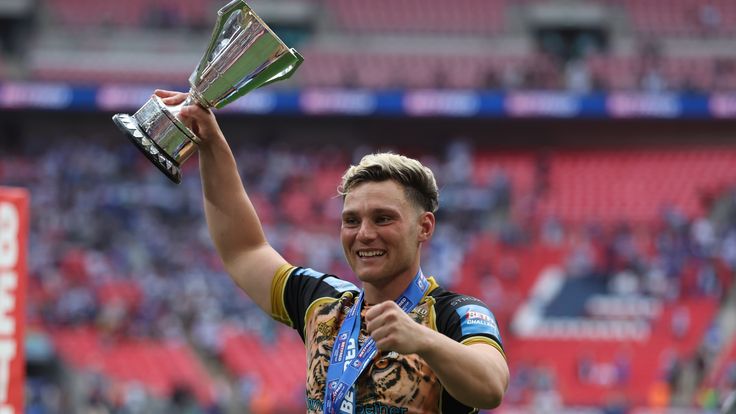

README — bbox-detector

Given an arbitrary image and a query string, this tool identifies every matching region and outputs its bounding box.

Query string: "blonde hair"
[338,153,439,213]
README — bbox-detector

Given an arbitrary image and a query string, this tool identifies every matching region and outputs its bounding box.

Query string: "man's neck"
[362,268,420,305]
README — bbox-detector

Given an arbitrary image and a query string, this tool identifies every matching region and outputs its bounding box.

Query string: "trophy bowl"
[112,0,303,183]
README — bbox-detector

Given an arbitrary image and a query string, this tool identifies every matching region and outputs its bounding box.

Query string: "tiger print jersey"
[270,264,505,414]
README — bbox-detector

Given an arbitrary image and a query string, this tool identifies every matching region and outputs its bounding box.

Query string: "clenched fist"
[365,301,432,355]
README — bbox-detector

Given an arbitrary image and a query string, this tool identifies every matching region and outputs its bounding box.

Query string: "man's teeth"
[358,251,384,257]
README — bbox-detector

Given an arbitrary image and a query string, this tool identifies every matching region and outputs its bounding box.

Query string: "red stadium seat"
[49,327,216,404]
[324,0,507,35]
[220,326,305,409]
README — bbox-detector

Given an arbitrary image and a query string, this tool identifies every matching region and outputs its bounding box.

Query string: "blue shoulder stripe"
[293,267,358,293]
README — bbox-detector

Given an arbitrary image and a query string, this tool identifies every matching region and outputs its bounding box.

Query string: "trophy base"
[112,113,182,184]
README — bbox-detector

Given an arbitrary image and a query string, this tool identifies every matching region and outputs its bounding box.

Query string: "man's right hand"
[154,89,225,148]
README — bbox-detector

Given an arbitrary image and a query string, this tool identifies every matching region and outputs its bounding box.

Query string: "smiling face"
[340,180,434,296]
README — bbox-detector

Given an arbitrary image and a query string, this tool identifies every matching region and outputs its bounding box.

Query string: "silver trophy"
[112,0,303,183]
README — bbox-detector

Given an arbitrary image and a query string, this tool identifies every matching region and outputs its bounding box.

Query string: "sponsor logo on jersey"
[307,399,409,414]
[456,304,501,341]
[466,310,494,326]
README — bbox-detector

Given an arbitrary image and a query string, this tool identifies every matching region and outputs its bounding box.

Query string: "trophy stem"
[187,89,211,109]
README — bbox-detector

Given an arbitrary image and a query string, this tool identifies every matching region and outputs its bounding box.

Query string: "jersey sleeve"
[435,294,505,357]
[270,264,358,340]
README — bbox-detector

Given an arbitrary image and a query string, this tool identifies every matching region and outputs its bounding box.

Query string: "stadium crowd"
[7,0,736,92]
[2,0,735,412]
[2,134,735,412]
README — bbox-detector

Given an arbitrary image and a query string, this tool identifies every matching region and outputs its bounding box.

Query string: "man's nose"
[357,221,377,241]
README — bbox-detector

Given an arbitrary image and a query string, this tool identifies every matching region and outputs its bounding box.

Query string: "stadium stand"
[51,326,215,404]
[5,136,735,411]
[36,0,732,37]
[536,149,736,224]
[609,0,736,36]
[43,0,215,28]
[585,54,736,92]
[708,338,736,395]
[4,0,736,412]
[18,0,736,91]
[220,327,306,411]
[323,0,509,34]
[295,50,558,90]
[505,297,719,406]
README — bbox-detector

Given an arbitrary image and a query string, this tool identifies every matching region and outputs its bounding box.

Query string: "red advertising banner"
[0,187,27,414]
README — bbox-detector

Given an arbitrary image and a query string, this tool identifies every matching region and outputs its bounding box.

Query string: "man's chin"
[353,268,385,283]
[355,272,378,282]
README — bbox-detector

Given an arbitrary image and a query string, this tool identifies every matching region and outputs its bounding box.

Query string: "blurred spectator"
[502,65,526,90]
[671,305,691,340]
[696,4,722,36]
[531,366,562,413]
[640,67,667,93]
[168,385,202,414]
[647,380,671,408]
[566,238,597,278]
[564,59,592,93]
[692,216,717,258]
[713,58,735,91]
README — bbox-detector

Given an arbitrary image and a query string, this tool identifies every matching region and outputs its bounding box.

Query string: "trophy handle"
[213,48,304,108]
[194,0,247,84]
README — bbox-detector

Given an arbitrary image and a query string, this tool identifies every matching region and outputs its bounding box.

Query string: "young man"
[156,89,509,413]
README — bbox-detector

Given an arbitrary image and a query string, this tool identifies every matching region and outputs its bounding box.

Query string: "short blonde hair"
[338,153,439,213]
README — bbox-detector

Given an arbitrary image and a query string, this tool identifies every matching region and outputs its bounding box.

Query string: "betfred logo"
[466,310,491,323]
[456,304,502,342]
[332,333,349,363]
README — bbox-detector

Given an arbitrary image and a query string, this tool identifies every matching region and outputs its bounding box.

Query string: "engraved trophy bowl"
[112,0,303,183]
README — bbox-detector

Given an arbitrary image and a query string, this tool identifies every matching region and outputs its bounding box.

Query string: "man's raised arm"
[157,89,288,314]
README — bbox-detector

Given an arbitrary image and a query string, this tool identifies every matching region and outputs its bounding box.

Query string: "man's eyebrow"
[372,207,400,215]
[342,207,400,217]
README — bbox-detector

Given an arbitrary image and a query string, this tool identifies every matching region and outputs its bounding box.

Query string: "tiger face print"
[304,296,441,413]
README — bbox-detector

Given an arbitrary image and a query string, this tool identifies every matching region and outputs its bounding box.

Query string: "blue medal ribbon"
[323,270,430,414]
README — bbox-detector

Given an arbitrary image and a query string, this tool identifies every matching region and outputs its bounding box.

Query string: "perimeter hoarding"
[0,82,731,119]
[0,188,27,414]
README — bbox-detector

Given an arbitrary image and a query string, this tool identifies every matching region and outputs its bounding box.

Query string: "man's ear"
[418,212,435,242]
